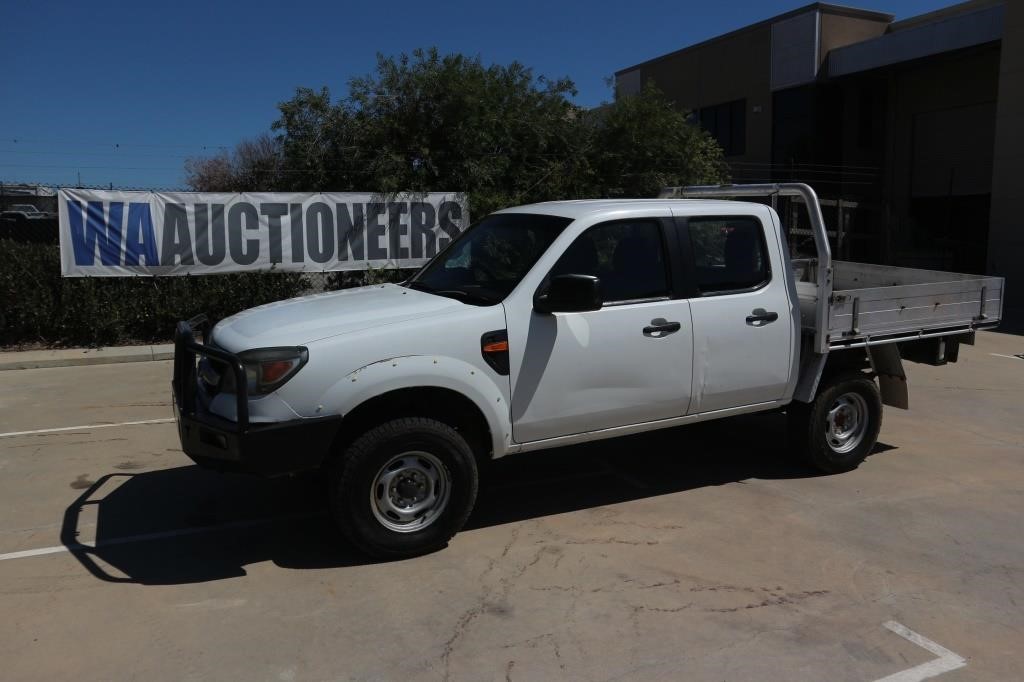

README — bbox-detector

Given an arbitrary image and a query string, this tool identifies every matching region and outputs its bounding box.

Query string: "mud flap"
[867,344,909,410]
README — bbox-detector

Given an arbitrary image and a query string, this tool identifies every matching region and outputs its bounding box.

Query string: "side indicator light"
[482,340,509,353]
[480,330,510,376]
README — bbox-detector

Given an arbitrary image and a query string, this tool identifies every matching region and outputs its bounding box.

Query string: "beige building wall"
[818,13,888,67]
[987,1,1024,328]
[615,6,894,168]
[629,24,774,164]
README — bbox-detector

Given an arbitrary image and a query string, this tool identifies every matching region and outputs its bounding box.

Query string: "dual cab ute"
[173,184,1004,558]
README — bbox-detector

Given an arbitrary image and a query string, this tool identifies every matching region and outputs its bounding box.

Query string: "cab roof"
[495,198,768,221]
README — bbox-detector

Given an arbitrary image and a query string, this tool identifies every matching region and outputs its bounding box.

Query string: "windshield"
[408,212,571,304]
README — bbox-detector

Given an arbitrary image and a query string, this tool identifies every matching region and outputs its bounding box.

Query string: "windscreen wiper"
[433,289,496,305]
[406,281,495,305]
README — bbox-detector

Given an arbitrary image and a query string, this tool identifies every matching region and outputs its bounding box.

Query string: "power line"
[0,163,188,171]
[0,149,205,160]
[6,137,232,151]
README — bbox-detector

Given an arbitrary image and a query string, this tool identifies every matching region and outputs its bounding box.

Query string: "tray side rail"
[829,275,1004,343]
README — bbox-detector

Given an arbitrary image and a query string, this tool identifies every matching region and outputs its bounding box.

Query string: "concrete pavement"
[0,332,1021,680]
[0,343,174,371]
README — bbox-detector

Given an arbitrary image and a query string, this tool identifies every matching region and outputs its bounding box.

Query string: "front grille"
[198,356,230,395]
[175,319,250,430]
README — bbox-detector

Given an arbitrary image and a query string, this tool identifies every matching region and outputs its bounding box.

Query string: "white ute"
[172,183,1005,558]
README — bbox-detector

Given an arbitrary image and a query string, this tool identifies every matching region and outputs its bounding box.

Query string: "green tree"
[273,86,360,192]
[588,81,728,197]
[184,133,284,192]
[186,48,727,211]
[272,48,589,215]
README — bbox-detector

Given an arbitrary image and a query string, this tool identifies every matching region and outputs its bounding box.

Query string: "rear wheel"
[328,417,478,559]
[788,372,882,474]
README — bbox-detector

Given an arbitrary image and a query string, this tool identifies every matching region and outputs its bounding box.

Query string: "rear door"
[676,209,796,413]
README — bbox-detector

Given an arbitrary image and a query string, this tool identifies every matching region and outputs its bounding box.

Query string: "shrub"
[0,240,310,347]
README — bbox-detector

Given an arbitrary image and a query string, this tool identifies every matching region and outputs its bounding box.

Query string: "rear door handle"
[746,309,779,326]
[643,318,681,337]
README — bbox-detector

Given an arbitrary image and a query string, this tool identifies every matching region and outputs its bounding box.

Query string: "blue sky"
[1,0,954,189]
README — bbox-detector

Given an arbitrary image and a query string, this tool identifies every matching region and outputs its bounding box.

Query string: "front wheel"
[788,372,882,474]
[328,418,479,559]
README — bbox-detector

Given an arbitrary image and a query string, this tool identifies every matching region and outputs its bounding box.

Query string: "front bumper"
[172,321,341,476]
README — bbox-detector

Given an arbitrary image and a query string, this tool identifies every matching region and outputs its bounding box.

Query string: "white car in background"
[1,204,55,220]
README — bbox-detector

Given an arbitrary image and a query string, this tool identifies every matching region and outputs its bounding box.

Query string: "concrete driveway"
[1,332,1022,681]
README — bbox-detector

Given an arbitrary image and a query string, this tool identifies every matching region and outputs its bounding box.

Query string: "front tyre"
[788,372,882,474]
[329,418,478,559]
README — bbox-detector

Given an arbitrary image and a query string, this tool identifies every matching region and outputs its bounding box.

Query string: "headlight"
[236,347,309,396]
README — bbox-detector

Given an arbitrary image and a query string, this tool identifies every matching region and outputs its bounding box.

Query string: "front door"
[509,218,694,444]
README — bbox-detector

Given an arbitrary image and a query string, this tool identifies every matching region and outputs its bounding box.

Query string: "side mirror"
[534,274,602,314]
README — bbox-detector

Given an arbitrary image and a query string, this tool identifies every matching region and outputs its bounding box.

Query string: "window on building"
[688,216,769,293]
[696,99,747,156]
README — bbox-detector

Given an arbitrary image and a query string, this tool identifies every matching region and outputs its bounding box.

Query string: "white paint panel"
[510,299,693,443]
[688,288,793,412]
[683,210,795,413]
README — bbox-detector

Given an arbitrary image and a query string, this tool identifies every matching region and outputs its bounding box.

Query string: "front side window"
[549,220,669,303]
[409,212,571,304]
[688,216,769,294]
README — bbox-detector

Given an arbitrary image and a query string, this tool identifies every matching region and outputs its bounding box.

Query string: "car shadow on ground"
[61,411,895,584]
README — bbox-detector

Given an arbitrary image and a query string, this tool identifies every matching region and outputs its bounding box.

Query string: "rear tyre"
[328,418,478,559]
[788,372,882,474]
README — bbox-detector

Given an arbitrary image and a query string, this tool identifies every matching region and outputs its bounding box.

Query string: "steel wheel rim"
[370,451,451,533]
[825,392,869,454]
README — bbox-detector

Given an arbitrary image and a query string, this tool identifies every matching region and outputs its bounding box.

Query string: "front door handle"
[643,318,681,337]
[746,309,779,326]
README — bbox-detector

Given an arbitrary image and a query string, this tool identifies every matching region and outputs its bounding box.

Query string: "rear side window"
[688,216,769,294]
[550,220,669,303]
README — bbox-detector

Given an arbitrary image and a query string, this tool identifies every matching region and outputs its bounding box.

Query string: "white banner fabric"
[58,189,468,277]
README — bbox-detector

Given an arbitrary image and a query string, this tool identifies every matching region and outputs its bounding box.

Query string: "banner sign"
[58,189,467,277]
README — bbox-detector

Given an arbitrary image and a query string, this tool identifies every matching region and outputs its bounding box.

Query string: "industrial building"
[616,0,1021,327]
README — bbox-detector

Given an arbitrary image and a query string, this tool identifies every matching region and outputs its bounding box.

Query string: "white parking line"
[875,621,966,682]
[0,513,317,562]
[989,353,1022,360]
[0,545,73,561]
[0,418,175,439]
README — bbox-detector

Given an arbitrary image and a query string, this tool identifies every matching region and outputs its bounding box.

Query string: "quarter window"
[688,217,769,294]
[550,220,669,303]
